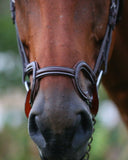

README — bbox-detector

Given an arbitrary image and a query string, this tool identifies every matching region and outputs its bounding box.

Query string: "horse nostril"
[29,114,38,135]
[29,114,46,149]
[80,112,93,133]
[72,112,93,149]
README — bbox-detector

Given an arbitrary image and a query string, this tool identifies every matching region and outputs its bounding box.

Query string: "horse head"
[10,0,119,160]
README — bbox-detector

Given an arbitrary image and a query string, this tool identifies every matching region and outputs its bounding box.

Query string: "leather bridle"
[10,0,120,118]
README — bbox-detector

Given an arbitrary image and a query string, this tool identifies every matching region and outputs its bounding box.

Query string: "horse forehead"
[16,0,109,34]
[16,0,108,15]
[16,0,110,67]
[16,0,110,35]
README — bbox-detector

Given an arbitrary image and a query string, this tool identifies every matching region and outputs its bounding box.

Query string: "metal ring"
[74,61,96,105]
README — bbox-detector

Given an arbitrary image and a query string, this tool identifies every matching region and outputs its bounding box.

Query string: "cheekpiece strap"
[109,0,120,29]
[94,0,120,75]
[10,0,15,24]
[10,0,29,82]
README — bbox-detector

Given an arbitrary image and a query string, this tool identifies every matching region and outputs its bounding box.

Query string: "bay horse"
[10,0,128,160]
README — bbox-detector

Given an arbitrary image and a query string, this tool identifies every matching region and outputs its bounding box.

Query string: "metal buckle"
[96,70,103,87]
[24,81,30,92]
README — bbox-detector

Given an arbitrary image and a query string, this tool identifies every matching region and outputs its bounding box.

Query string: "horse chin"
[29,110,93,160]
[40,154,86,160]
[38,148,87,160]
[29,120,92,160]
[28,90,93,160]
[29,126,92,160]
[36,140,89,160]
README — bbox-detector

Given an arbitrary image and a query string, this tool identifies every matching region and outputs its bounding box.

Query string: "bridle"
[10,0,119,118]
[10,0,120,159]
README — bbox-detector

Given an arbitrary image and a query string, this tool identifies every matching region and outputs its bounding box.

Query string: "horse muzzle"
[28,87,93,160]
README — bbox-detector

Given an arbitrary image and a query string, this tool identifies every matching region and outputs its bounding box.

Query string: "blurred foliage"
[90,120,128,160]
[0,53,23,92]
[0,124,40,160]
[0,15,17,52]
[99,85,108,102]
[0,0,18,52]
[0,1,22,92]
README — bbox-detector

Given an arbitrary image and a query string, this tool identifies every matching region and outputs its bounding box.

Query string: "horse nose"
[28,89,93,158]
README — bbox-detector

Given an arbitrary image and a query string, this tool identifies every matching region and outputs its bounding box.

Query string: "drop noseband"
[10,0,120,118]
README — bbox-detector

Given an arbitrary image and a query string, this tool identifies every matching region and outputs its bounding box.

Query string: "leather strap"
[94,0,120,74]
[15,24,29,81]
[25,61,99,116]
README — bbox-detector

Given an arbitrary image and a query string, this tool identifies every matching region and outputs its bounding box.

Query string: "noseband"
[25,61,99,116]
[10,0,119,118]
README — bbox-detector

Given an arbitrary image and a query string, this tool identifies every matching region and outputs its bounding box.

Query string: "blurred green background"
[0,1,128,160]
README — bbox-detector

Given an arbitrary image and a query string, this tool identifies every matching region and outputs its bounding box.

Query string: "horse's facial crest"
[15,0,111,160]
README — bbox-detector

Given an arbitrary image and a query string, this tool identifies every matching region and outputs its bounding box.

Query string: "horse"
[10,0,128,160]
